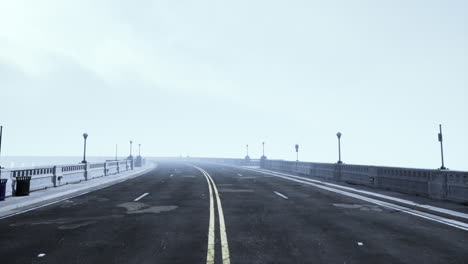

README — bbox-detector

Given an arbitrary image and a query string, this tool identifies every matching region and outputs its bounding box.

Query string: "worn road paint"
[274,191,288,199]
[237,174,242,176]
[133,193,149,202]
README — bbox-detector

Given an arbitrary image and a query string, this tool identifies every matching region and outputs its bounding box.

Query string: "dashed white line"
[274,191,288,199]
[133,192,149,202]
[170,174,174,177]
[237,174,242,177]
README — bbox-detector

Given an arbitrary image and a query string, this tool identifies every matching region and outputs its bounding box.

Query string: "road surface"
[0,162,466,263]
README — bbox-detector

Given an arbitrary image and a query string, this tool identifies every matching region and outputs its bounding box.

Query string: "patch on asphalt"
[218,189,254,193]
[333,203,383,212]
[118,202,178,214]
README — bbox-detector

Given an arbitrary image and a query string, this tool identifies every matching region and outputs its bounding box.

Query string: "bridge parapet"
[0,158,140,198]
[261,159,468,203]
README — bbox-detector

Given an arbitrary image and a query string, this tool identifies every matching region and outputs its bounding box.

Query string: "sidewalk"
[0,164,157,219]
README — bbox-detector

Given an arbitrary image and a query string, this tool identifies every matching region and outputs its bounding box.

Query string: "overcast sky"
[1,0,467,170]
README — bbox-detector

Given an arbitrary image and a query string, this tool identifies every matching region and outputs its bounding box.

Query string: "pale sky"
[1,0,467,170]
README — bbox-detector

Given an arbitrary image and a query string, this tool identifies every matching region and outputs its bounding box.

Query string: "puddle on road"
[333,203,383,212]
[118,202,178,214]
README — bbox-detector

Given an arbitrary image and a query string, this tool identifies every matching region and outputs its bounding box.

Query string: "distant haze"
[1,1,467,170]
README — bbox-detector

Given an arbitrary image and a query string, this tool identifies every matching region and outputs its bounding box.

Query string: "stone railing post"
[53,166,63,187]
[334,164,342,181]
[84,163,89,181]
[429,171,447,200]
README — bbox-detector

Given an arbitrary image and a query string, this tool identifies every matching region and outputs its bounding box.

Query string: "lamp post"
[262,142,265,157]
[295,144,299,170]
[138,144,141,156]
[129,140,133,157]
[336,132,343,164]
[81,133,88,163]
[295,144,299,161]
[115,144,118,161]
[438,124,446,170]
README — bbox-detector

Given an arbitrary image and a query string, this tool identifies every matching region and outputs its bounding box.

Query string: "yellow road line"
[201,167,216,264]
[200,167,231,264]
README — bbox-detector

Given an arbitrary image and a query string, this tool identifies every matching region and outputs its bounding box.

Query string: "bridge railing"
[261,159,468,203]
[0,158,142,198]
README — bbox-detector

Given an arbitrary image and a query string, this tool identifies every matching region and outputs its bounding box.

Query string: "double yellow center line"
[191,165,230,264]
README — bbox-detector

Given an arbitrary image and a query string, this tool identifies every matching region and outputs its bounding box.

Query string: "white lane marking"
[274,191,288,199]
[237,174,242,177]
[357,242,364,246]
[134,193,149,202]
[37,253,46,257]
[241,168,468,231]
[199,167,231,264]
[170,174,174,177]
[250,168,468,220]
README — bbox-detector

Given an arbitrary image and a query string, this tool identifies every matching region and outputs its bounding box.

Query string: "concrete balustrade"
[260,159,468,203]
[0,159,139,198]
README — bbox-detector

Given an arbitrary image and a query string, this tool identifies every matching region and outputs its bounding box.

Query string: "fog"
[1,0,467,170]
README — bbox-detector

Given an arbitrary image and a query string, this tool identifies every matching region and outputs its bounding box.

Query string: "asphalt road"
[0,162,466,263]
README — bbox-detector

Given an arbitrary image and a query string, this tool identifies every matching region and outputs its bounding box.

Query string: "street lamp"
[138,144,141,156]
[295,144,299,161]
[295,144,299,170]
[129,140,133,157]
[115,144,118,161]
[438,124,447,170]
[336,132,343,164]
[81,133,88,163]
